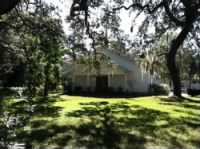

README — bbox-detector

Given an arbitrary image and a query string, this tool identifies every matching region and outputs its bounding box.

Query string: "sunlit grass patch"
[2,95,200,149]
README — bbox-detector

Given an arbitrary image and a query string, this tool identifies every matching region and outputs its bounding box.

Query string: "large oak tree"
[0,0,20,15]
[70,0,200,97]
[0,0,65,97]
[1,0,200,97]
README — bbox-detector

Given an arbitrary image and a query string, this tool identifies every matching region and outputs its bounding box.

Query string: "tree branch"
[112,1,186,27]
[113,2,164,14]
[0,0,20,15]
[163,0,185,26]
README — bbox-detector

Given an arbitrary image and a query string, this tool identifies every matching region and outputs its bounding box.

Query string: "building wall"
[73,75,87,91]
[71,63,150,93]
[73,74,128,93]
[89,75,96,91]
[128,71,150,93]
[110,74,125,92]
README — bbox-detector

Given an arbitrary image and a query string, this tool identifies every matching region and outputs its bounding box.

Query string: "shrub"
[117,86,123,94]
[74,86,82,93]
[87,87,91,92]
[149,84,169,95]
[0,87,17,97]
[187,89,200,96]
[64,83,72,94]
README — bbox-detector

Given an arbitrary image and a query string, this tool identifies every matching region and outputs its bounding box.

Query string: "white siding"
[89,75,96,91]
[128,72,149,93]
[110,75,125,92]
[74,75,87,91]
[68,51,151,93]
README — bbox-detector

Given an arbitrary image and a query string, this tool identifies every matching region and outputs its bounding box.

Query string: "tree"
[70,0,200,97]
[0,0,20,15]
[65,17,88,61]
[67,1,126,75]
[188,52,200,87]
[18,3,65,97]
[0,0,65,97]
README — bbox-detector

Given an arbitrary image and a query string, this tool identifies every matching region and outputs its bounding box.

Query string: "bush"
[74,86,83,93]
[187,89,200,96]
[117,86,123,94]
[64,83,72,94]
[87,87,91,92]
[0,87,17,97]
[108,87,114,93]
[149,84,169,95]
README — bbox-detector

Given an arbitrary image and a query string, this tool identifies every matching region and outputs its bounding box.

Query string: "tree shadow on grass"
[64,102,145,149]
[159,97,200,132]
[1,97,200,149]
[184,97,200,103]
[65,92,150,99]
[159,96,200,103]
[159,97,200,115]
[64,101,200,149]
[0,96,64,148]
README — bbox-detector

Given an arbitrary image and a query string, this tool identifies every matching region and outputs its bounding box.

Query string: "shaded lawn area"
[1,95,200,149]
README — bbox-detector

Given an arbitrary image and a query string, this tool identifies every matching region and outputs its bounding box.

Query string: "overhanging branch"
[163,0,185,26]
[112,1,186,27]
[113,2,164,14]
[0,0,20,15]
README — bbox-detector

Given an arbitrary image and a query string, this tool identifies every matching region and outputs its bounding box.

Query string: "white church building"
[63,50,152,93]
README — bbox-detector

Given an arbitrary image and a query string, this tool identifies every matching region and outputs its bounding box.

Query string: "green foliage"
[149,84,169,95]
[1,95,200,148]
[69,0,200,97]
[187,89,200,96]
[0,1,65,97]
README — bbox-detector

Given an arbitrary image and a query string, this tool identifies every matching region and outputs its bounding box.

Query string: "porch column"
[87,73,90,87]
[124,74,127,92]
[72,74,75,92]
[108,73,111,87]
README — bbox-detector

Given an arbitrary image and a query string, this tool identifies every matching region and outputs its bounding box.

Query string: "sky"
[44,0,200,54]
[45,0,72,34]
[45,0,147,36]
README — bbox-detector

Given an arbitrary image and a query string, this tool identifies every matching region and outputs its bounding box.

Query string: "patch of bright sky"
[45,0,149,37]
[45,0,73,34]
[45,0,200,55]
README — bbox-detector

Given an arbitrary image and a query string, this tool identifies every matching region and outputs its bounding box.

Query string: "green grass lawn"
[1,95,200,149]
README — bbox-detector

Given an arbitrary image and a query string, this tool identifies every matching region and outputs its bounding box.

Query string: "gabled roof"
[99,49,139,72]
[63,49,140,74]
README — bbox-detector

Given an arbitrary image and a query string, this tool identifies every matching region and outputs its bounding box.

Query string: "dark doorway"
[96,76,108,93]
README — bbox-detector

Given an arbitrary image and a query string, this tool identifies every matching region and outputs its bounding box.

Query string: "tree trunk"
[188,73,192,89]
[167,26,192,97]
[0,0,20,15]
[44,76,49,97]
[44,64,50,97]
